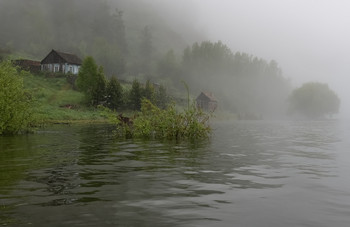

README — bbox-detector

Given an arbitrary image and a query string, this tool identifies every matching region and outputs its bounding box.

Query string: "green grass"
[22,72,107,123]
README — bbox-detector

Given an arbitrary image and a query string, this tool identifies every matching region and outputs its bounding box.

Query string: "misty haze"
[1,1,350,226]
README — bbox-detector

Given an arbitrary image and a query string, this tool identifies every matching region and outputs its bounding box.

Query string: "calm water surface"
[1,120,350,226]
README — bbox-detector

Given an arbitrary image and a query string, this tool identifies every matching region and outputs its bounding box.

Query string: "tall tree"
[76,56,106,106]
[143,79,155,103]
[138,26,154,76]
[112,8,128,55]
[129,79,143,110]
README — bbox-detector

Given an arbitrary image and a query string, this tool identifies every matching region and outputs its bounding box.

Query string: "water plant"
[106,99,211,140]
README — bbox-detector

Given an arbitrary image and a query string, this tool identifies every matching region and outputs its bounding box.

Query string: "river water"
[1,120,350,226]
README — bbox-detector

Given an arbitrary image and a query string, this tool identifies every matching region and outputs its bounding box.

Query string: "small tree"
[143,79,155,103]
[129,79,142,110]
[0,62,34,134]
[106,76,123,110]
[288,82,340,118]
[76,56,107,106]
[155,85,169,109]
[92,66,107,106]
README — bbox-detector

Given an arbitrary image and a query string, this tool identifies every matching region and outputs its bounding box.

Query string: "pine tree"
[143,79,155,103]
[106,76,123,110]
[76,56,107,106]
[129,79,142,110]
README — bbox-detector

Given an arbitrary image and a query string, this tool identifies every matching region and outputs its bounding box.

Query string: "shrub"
[0,62,35,134]
[107,99,211,140]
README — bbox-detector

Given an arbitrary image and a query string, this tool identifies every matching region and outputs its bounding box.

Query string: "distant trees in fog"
[0,0,292,117]
[288,82,340,119]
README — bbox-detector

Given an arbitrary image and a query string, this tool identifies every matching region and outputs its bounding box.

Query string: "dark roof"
[55,50,82,65]
[196,92,218,102]
[41,49,82,65]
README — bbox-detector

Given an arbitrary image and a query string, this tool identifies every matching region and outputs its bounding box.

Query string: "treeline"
[158,41,291,117]
[0,0,291,117]
[76,56,170,111]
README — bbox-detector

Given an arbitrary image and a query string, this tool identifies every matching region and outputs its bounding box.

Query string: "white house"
[41,49,82,74]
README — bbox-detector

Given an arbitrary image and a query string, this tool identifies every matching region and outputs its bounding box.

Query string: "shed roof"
[196,92,218,102]
[13,59,41,66]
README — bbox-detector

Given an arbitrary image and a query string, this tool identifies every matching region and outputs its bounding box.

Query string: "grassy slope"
[21,72,223,124]
[22,73,107,123]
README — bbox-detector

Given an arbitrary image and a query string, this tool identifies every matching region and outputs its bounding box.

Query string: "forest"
[0,0,293,119]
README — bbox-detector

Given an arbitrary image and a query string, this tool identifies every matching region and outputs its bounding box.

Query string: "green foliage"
[288,82,340,118]
[109,99,211,140]
[143,79,155,103]
[106,76,123,110]
[93,66,107,105]
[0,62,34,134]
[21,71,107,123]
[182,41,234,80]
[76,56,107,106]
[155,85,169,109]
[128,79,143,110]
[127,79,170,111]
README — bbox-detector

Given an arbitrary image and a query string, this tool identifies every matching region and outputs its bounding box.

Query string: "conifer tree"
[76,56,106,106]
[106,76,123,110]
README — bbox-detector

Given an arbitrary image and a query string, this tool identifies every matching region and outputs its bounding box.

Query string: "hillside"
[22,73,107,123]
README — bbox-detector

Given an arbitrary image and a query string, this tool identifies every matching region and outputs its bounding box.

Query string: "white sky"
[192,0,350,115]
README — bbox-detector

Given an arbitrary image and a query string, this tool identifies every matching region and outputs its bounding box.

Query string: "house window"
[69,66,73,73]
[54,65,59,72]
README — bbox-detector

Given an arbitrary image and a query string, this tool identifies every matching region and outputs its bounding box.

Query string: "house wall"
[41,63,80,74]
[41,50,81,74]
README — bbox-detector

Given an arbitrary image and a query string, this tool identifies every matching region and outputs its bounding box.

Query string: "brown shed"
[12,59,41,73]
[196,92,218,112]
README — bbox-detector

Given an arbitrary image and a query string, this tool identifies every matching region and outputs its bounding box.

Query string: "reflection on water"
[1,121,350,226]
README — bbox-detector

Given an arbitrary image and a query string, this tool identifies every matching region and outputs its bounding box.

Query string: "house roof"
[41,49,82,65]
[55,50,82,65]
[196,92,218,102]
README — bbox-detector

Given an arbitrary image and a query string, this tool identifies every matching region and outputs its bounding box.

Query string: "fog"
[0,0,348,118]
[191,0,350,117]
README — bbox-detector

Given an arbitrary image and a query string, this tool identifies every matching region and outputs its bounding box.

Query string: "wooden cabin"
[196,92,218,112]
[41,49,82,74]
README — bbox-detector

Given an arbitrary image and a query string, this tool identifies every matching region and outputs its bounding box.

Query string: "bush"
[0,62,35,134]
[107,99,211,140]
